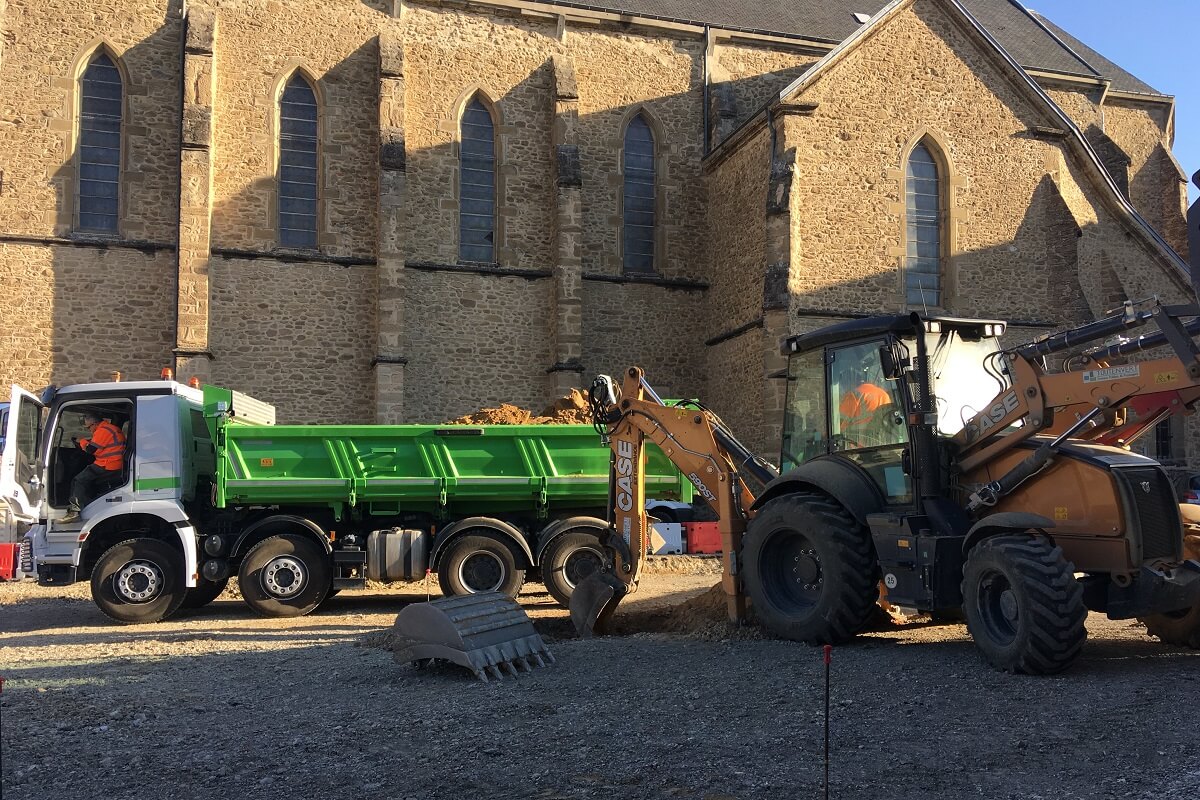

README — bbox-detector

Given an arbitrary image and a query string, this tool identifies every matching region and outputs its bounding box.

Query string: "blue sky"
[1023,0,1198,203]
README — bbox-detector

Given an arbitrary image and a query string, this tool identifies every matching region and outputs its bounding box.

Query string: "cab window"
[47,402,132,507]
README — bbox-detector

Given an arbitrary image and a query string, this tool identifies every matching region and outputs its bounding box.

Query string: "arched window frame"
[274,67,322,251]
[72,43,127,236]
[456,89,499,264]
[619,108,661,275]
[896,130,958,311]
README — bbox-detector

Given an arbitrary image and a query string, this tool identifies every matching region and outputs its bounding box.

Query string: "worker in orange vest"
[62,410,126,523]
[838,359,896,448]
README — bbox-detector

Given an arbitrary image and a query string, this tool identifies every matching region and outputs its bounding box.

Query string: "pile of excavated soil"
[445,388,593,425]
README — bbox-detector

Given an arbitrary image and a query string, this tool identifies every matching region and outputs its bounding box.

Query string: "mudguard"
[750,456,885,525]
[430,516,535,569]
[963,512,1056,553]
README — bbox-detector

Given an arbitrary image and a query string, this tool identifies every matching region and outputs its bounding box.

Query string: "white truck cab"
[1,381,214,608]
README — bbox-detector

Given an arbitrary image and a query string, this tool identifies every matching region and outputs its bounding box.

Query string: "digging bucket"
[568,570,629,637]
[392,592,553,681]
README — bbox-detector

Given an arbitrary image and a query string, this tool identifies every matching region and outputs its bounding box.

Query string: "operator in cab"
[62,410,126,523]
[838,353,895,448]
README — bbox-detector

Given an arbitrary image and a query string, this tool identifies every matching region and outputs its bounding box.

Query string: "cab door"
[0,387,46,522]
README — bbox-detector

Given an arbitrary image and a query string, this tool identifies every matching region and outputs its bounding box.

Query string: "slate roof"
[548,0,1165,97]
[1027,11,1162,95]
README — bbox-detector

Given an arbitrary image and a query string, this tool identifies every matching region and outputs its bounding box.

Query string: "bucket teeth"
[392,592,554,681]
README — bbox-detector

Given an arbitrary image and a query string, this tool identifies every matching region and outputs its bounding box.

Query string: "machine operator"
[62,410,126,523]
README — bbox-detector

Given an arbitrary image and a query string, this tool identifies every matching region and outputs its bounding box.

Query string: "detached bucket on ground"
[392,592,554,681]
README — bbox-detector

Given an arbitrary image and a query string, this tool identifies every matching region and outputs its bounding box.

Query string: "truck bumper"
[1105,561,1200,619]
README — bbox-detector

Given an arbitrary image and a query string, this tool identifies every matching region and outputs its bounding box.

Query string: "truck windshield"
[921,330,1008,437]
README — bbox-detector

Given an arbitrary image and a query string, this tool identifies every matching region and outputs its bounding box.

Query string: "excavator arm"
[569,367,778,637]
[953,301,1200,511]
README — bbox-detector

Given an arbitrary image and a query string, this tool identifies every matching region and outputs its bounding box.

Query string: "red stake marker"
[823,646,832,800]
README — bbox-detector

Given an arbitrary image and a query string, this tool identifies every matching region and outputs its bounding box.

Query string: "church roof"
[551,0,1165,97]
[1027,11,1161,95]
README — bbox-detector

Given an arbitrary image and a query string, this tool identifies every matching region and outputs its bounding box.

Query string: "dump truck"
[574,301,1200,674]
[2,379,691,623]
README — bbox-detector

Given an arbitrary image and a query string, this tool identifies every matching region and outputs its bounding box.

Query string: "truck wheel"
[181,577,228,610]
[238,534,330,618]
[542,531,605,607]
[438,535,524,598]
[742,492,878,644]
[961,535,1086,674]
[91,538,187,624]
[1140,604,1200,648]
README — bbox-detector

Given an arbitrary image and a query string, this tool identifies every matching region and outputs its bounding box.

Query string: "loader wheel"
[961,535,1086,675]
[542,531,605,607]
[91,538,187,624]
[238,534,330,618]
[741,493,878,644]
[181,577,228,609]
[1140,603,1200,649]
[438,535,525,598]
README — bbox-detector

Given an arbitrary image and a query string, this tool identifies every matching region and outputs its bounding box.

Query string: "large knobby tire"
[961,535,1087,675]
[181,577,229,610]
[238,534,330,618]
[1140,604,1200,648]
[542,531,605,607]
[91,538,187,624]
[742,492,879,644]
[438,534,525,598]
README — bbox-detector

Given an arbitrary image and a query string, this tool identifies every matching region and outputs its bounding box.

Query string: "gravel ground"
[2,566,1199,800]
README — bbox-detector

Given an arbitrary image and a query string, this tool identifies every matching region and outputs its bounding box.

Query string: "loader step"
[392,592,553,681]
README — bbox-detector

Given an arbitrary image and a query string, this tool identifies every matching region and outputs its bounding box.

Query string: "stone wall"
[713,42,818,135]
[581,281,706,401]
[0,0,182,240]
[210,0,383,258]
[569,28,705,279]
[701,126,772,454]
[208,256,377,424]
[0,243,175,388]
[404,270,554,422]
[778,2,1112,325]
[1103,98,1189,259]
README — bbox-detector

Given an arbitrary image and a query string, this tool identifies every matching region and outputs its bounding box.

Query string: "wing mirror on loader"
[879,341,910,380]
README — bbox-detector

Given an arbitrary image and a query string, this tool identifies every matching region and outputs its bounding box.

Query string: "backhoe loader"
[572,301,1200,674]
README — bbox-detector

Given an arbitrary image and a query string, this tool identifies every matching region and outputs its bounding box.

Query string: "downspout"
[702,25,710,155]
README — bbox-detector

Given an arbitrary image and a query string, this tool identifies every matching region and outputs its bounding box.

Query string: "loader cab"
[780,314,1007,507]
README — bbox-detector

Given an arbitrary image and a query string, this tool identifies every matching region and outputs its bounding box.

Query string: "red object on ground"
[0,543,18,581]
[684,522,722,554]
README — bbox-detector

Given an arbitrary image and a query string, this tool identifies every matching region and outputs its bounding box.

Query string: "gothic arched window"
[279,73,319,249]
[622,114,656,274]
[905,142,943,308]
[77,52,123,233]
[459,96,496,263]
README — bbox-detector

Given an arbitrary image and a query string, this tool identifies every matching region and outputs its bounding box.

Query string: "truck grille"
[1115,467,1178,561]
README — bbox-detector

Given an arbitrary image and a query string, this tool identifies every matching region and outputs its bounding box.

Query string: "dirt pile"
[445,388,592,425]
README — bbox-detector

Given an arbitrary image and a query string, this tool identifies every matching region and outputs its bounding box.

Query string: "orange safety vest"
[840,383,892,430]
[81,421,126,471]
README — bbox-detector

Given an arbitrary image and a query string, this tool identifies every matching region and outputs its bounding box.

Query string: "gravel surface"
[2,567,1199,800]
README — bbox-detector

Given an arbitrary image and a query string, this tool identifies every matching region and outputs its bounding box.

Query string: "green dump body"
[204,386,691,518]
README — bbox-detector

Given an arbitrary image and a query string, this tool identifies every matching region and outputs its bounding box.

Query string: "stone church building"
[0,0,1193,461]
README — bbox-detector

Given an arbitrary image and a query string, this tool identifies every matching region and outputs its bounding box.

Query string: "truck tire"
[181,577,228,610]
[1140,604,1200,648]
[741,492,878,644]
[91,538,187,624]
[238,534,330,618]
[961,535,1086,675]
[438,535,524,598]
[542,531,605,607]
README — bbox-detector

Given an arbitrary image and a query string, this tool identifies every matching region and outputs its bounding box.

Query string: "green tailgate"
[205,387,690,518]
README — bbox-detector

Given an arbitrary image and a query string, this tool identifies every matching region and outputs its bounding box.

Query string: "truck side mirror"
[879,343,909,380]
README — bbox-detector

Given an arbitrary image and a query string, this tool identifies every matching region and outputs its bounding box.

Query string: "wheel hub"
[115,560,163,604]
[262,555,308,598]
[793,548,822,588]
[459,551,504,593]
[999,588,1019,623]
[563,549,602,590]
